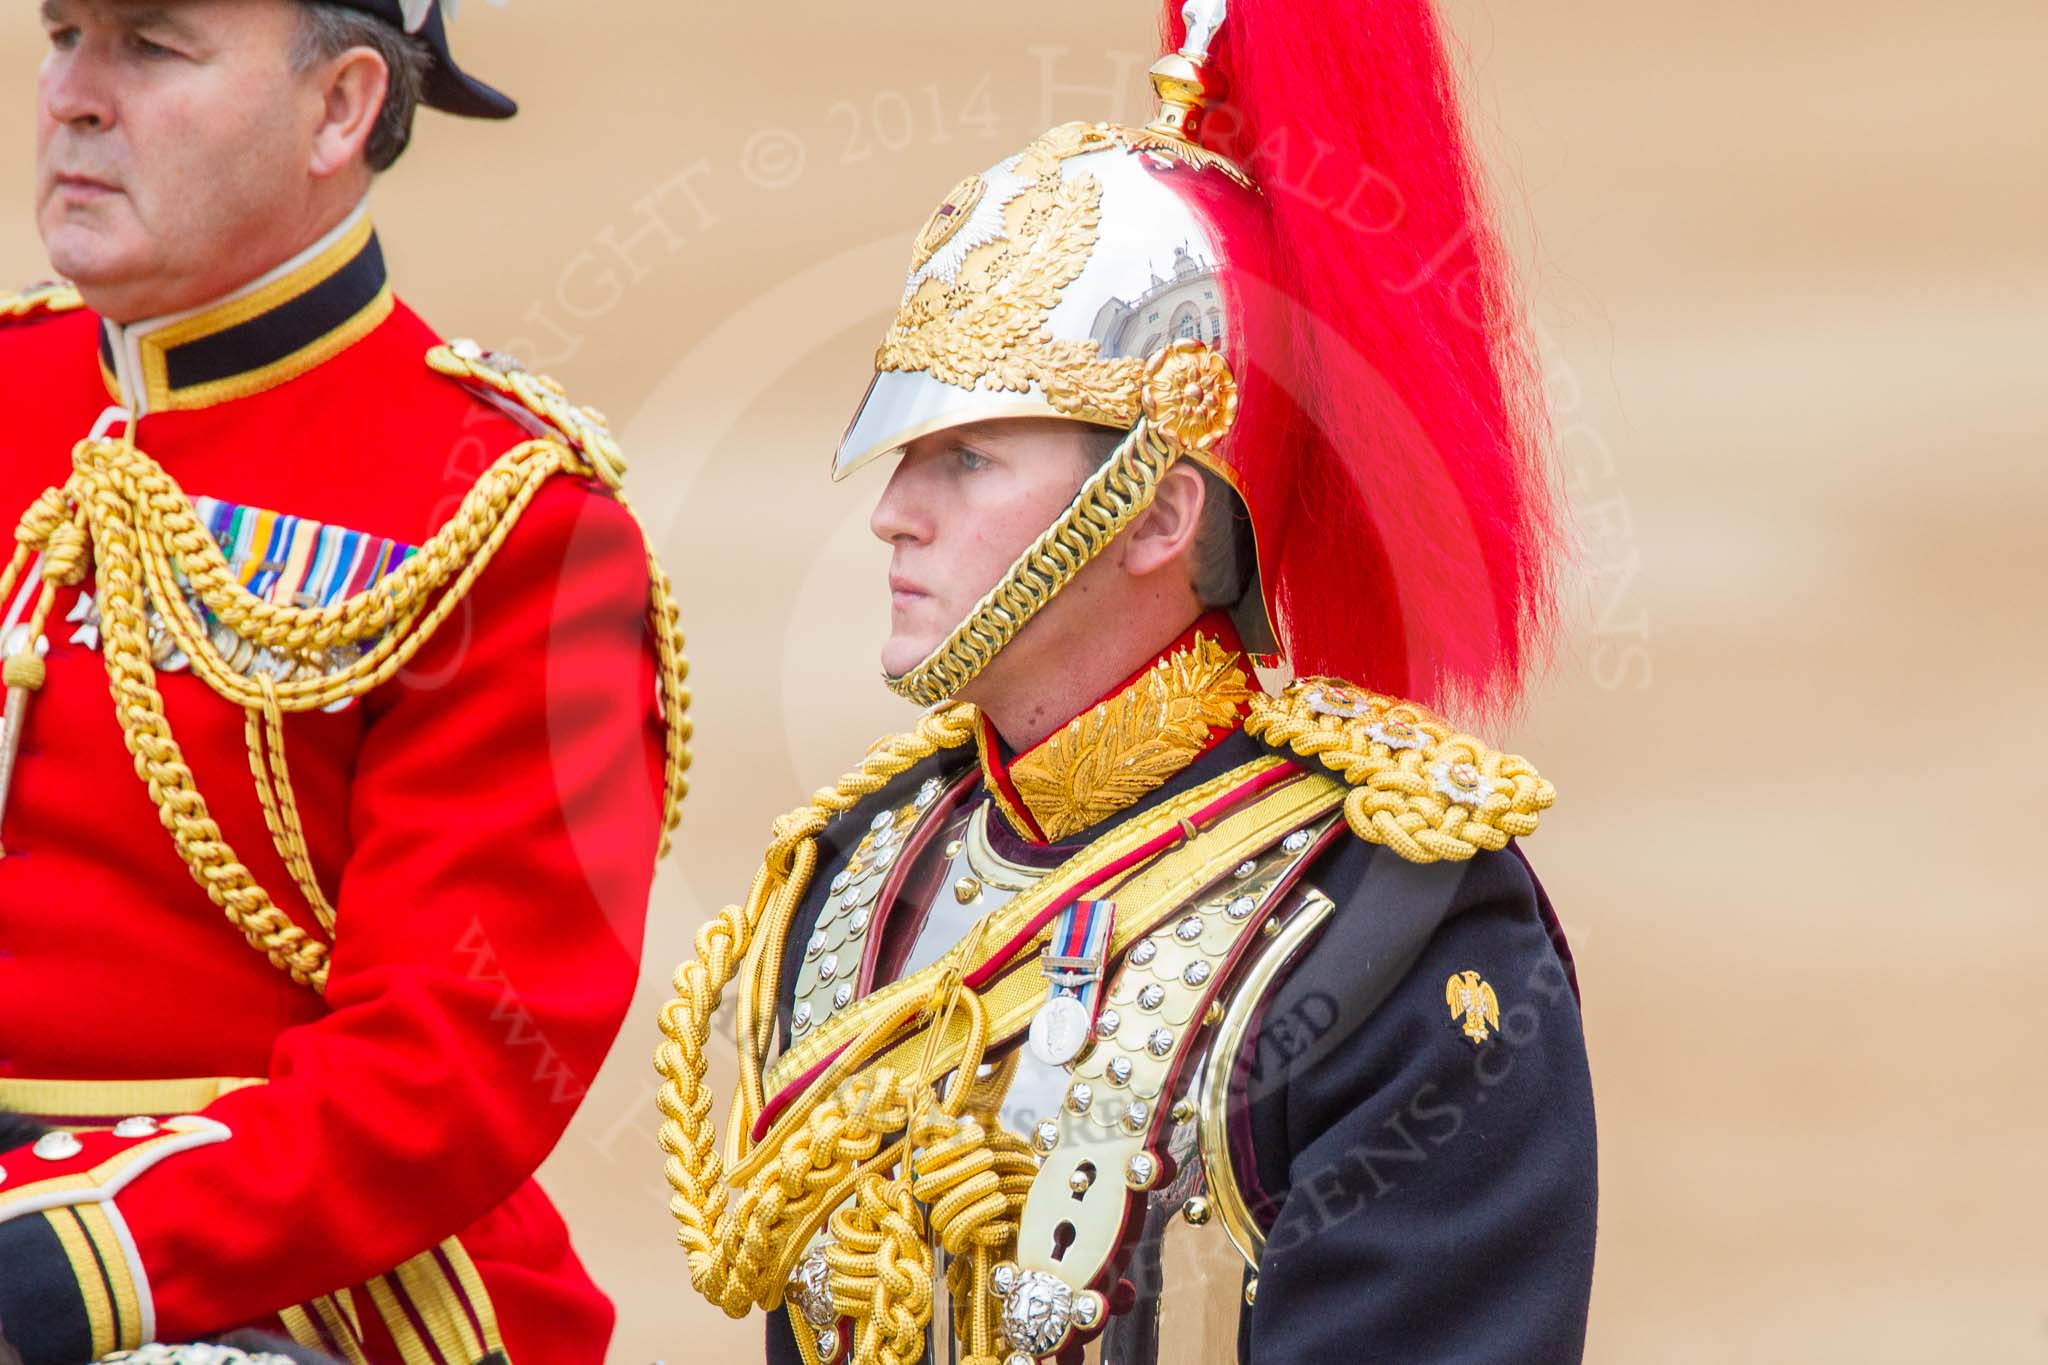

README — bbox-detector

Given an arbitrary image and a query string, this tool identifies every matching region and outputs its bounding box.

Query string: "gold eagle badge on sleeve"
[1446,970,1501,1044]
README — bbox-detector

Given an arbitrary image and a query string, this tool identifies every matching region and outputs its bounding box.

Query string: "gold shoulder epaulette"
[426,339,626,490]
[1242,678,1553,865]
[1,280,83,323]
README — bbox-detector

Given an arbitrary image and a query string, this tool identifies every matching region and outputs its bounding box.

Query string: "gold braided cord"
[0,544,26,600]
[884,419,1180,706]
[918,1083,1035,1365]
[652,707,995,1333]
[825,1155,931,1364]
[652,708,975,1254]
[0,496,87,692]
[825,1109,1035,1365]
[624,503,693,858]
[422,344,691,859]
[114,418,689,840]
[130,437,559,705]
[424,343,689,859]
[59,439,334,986]
[246,674,338,938]
[7,404,692,992]
[1243,680,1555,864]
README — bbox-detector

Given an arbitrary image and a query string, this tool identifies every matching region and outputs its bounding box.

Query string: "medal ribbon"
[1041,897,1115,1014]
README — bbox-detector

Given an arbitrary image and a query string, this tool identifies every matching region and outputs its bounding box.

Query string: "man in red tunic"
[0,3,691,1361]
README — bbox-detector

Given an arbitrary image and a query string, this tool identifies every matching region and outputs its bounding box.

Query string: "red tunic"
[0,213,666,1364]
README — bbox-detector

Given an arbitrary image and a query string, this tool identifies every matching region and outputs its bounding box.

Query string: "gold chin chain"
[883,419,1180,708]
[881,335,1241,711]
[0,422,692,994]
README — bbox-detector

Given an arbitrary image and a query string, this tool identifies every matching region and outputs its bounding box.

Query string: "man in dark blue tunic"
[652,2,1596,1360]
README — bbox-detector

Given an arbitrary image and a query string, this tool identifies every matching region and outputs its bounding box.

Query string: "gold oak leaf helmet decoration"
[833,2,1263,707]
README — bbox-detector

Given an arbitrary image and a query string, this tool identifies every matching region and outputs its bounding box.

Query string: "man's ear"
[1120,462,1208,579]
[307,47,389,179]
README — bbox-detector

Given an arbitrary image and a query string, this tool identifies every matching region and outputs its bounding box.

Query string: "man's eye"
[128,33,178,58]
[47,26,79,50]
[954,448,990,472]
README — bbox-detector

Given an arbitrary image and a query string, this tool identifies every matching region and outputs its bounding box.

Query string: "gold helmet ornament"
[839,0,1561,720]
[839,1,1268,706]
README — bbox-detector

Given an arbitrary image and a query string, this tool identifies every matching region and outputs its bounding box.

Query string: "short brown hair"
[290,4,430,173]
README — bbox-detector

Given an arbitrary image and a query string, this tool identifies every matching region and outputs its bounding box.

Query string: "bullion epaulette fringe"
[1243,678,1552,864]
[426,339,627,490]
[0,281,83,323]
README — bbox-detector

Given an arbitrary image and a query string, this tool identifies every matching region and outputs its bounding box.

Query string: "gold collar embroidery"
[984,632,1252,843]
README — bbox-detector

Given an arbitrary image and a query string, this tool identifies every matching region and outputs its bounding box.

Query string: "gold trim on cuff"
[46,1207,121,1358]
[0,1075,264,1121]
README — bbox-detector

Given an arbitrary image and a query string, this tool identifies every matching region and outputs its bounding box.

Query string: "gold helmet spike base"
[1146,0,1227,140]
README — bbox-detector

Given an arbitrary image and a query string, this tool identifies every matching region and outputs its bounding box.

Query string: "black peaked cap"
[317,0,516,119]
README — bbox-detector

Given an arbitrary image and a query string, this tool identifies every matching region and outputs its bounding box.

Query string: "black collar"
[98,210,391,415]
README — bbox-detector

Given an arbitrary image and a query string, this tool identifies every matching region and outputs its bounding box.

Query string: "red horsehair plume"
[1163,0,1561,719]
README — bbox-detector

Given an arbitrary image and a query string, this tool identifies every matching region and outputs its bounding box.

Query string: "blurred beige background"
[7,1,2047,1361]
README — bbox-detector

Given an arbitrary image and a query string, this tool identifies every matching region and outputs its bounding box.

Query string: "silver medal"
[1027,993,1094,1067]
